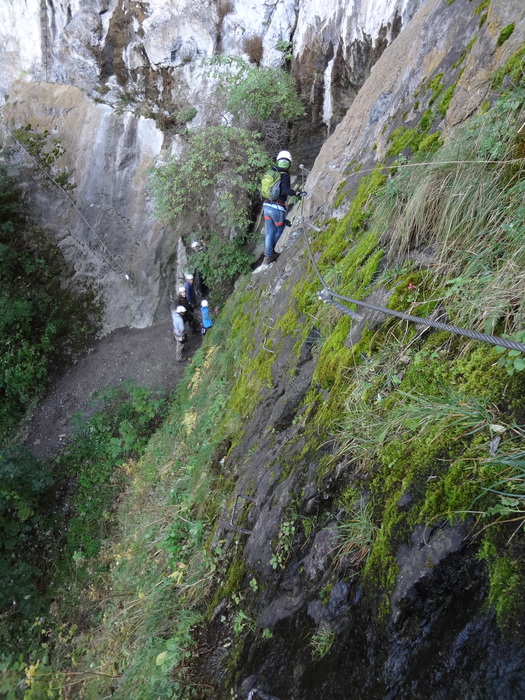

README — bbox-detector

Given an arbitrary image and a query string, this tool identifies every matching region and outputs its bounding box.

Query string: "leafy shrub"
[205,55,305,124]
[58,380,169,559]
[175,106,197,125]
[0,162,102,441]
[191,233,253,301]
[0,446,54,616]
[151,125,269,232]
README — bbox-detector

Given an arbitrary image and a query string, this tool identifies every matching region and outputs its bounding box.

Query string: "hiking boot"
[270,251,280,262]
[263,255,274,265]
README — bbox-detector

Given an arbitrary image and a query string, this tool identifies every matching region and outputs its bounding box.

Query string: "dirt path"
[24,319,202,459]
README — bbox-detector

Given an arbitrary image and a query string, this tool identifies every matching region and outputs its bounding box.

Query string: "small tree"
[151,125,270,232]
[204,55,305,124]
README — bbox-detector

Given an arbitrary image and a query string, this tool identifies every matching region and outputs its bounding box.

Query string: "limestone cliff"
[0,0,422,332]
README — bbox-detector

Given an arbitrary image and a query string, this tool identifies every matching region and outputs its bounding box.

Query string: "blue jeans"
[263,204,285,256]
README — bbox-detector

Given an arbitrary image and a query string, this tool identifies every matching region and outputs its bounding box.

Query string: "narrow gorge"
[1,0,525,698]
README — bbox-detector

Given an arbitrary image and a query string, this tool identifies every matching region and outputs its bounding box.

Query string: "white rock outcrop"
[0,0,428,331]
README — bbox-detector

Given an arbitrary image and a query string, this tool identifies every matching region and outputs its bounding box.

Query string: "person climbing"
[172,305,187,362]
[184,273,197,308]
[176,286,200,334]
[189,242,209,299]
[261,150,306,265]
[200,299,213,335]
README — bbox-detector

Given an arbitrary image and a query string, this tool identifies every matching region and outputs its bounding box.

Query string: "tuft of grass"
[375,88,525,333]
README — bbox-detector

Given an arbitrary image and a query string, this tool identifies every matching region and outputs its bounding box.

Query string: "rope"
[296,165,525,354]
[11,135,132,282]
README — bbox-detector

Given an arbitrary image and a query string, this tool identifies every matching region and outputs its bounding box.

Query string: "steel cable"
[296,165,525,354]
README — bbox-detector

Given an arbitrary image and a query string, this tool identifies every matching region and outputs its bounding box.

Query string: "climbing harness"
[296,165,525,354]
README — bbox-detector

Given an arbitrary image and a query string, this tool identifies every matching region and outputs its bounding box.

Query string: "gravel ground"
[24,318,202,459]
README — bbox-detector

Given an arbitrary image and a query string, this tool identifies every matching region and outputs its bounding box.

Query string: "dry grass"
[243,35,264,66]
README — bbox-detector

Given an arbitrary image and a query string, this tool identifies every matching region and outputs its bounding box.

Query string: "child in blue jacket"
[200,300,213,335]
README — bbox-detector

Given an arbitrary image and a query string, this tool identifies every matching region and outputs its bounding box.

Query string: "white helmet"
[185,273,194,280]
[201,299,209,307]
[178,286,185,294]
[176,306,186,313]
[191,241,200,249]
[277,150,292,163]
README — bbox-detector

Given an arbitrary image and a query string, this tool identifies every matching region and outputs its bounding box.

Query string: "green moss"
[387,109,442,157]
[478,537,525,628]
[478,12,488,27]
[438,84,456,118]
[317,166,386,264]
[413,100,420,110]
[387,126,420,158]
[496,23,515,48]
[418,108,434,131]
[387,271,438,318]
[427,73,445,105]
[492,42,525,89]
[208,557,247,614]
[418,131,444,154]
[479,99,491,114]
[452,51,467,71]
[344,159,356,174]
[473,0,489,16]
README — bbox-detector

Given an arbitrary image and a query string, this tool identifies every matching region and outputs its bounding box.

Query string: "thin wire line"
[11,135,132,281]
[297,167,525,354]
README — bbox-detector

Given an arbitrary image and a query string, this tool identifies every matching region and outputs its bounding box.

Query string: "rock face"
[200,1,525,697]
[0,0,424,331]
[1,82,165,333]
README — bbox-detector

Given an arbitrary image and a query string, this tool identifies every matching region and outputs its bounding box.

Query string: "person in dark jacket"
[190,241,209,299]
[262,150,306,265]
[184,274,197,308]
[176,286,199,334]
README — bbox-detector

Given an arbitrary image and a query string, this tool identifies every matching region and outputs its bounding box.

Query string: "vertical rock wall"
[0,0,428,331]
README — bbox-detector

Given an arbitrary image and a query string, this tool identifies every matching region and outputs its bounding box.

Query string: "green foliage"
[58,380,169,559]
[492,42,525,90]
[204,55,304,124]
[269,519,296,569]
[375,87,525,332]
[310,622,336,660]
[190,232,253,302]
[333,498,377,569]
[155,610,203,671]
[275,40,293,61]
[494,332,525,375]
[0,162,102,440]
[0,447,54,616]
[175,106,197,124]
[473,0,489,16]
[150,125,269,232]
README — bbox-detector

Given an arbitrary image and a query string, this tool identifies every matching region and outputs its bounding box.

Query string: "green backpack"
[260,169,282,201]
